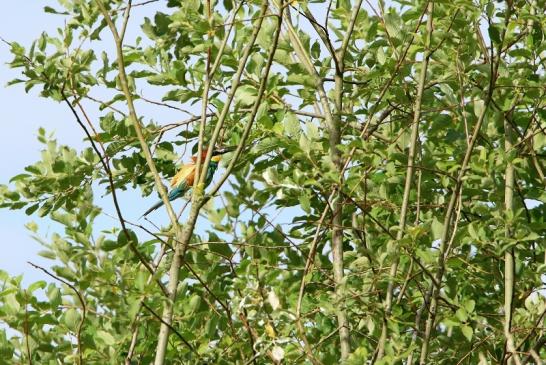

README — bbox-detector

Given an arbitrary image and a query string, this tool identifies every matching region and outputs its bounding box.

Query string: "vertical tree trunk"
[503,117,521,365]
[332,57,349,363]
[376,1,433,360]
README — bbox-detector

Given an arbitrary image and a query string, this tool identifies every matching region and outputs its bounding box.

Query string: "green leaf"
[25,203,40,215]
[299,134,311,154]
[188,295,201,314]
[234,85,258,106]
[208,241,233,257]
[262,167,279,185]
[431,218,444,241]
[299,194,311,213]
[485,2,495,18]
[135,271,147,291]
[38,250,57,260]
[508,48,532,59]
[455,307,468,322]
[287,73,316,87]
[463,300,475,314]
[97,330,116,346]
[468,223,479,240]
[473,99,485,117]
[100,239,122,252]
[63,308,80,331]
[283,112,300,136]
[311,41,321,59]
[43,6,69,15]
[461,325,473,341]
[9,173,30,182]
[28,280,47,293]
[377,47,386,65]
[488,25,501,45]
[47,286,62,307]
[223,0,233,10]
[117,229,138,248]
[4,294,20,314]
[384,13,400,39]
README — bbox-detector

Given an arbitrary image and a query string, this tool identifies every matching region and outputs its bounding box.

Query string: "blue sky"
[0,1,186,285]
[0,1,79,284]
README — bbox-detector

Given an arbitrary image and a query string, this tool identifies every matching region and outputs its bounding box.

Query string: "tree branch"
[376,2,433,360]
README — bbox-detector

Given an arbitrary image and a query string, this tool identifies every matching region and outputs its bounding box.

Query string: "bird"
[141,146,234,217]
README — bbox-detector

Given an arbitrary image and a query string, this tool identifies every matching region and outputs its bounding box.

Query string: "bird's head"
[210,146,236,162]
[191,145,236,162]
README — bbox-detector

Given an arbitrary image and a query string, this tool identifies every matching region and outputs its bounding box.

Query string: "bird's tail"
[140,200,164,219]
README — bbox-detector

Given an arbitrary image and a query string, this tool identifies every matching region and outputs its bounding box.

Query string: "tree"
[1,0,545,364]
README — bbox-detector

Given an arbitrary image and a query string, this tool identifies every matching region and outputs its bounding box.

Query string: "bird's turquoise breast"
[205,161,219,186]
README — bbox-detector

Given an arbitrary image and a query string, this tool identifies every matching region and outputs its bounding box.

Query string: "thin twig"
[117,0,158,12]
[28,262,86,365]
[120,0,132,42]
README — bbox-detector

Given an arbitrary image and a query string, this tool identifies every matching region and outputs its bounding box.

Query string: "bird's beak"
[212,145,237,156]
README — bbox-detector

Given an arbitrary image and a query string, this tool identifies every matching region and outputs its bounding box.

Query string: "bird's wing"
[170,163,196,188]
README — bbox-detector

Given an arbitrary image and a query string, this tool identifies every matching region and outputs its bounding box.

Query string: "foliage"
[1,0,546,364]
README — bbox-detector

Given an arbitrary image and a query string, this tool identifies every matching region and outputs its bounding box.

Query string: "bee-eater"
[141,147,234,217]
